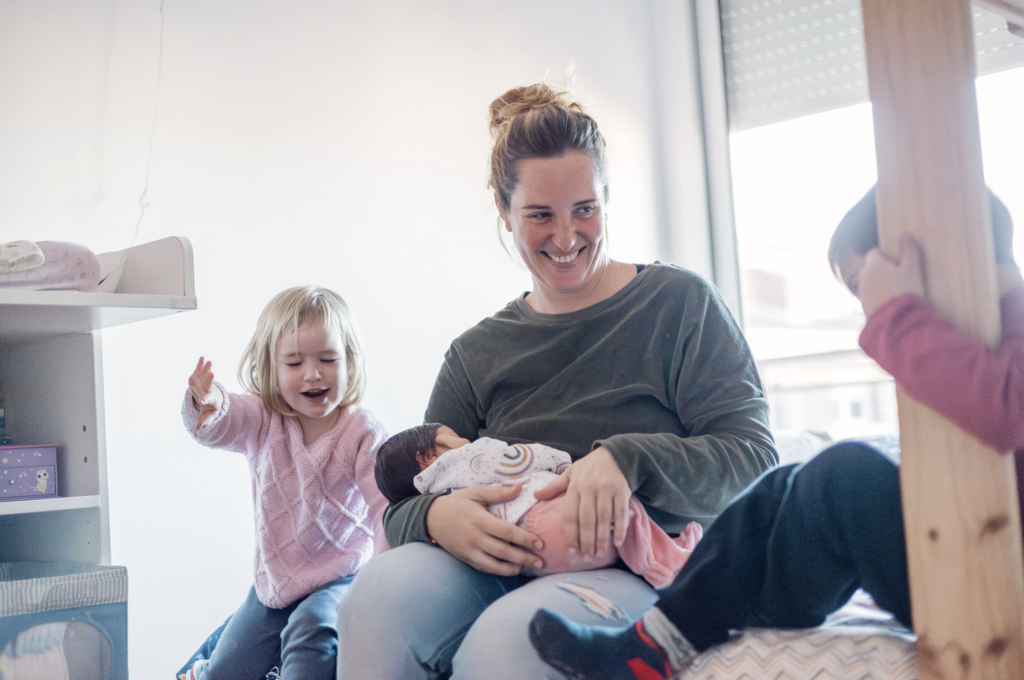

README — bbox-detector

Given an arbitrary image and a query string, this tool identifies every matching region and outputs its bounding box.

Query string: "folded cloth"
[0,622,69,680]
[0,241,45,274]
[0,242,100,292]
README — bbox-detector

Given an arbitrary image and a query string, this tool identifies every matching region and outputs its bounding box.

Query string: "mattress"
[678,591,917,680]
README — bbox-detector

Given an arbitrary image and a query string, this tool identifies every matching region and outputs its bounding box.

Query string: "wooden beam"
[860,0,1024,678]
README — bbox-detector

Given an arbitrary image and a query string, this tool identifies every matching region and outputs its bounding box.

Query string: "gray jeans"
[337,542,658,679]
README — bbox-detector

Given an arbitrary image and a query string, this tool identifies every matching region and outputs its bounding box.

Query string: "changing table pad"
[678,591,917,679]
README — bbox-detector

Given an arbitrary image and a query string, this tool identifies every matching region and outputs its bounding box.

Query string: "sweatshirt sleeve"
[860,292,1024,453]
[181,382,270,456]
[597,282,778,520]
[383,493,437,547]
[383,355,477,546]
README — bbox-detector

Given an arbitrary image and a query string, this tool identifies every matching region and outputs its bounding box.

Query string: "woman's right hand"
[188,357,219,430]
[426,485,546,576]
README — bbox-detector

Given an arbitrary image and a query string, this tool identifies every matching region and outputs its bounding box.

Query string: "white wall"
[0,0,672,675]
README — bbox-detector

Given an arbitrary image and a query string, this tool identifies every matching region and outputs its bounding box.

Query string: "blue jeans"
[337,543,659,679]
[196,577,352,680]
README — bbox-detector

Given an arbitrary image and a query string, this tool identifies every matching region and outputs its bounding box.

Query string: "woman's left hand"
[533,446,631,560]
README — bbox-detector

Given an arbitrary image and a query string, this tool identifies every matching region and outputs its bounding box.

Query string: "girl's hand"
[858,234,926,316]
[188,357,219,430]
[534,446,631,560]
[425,484,546,576]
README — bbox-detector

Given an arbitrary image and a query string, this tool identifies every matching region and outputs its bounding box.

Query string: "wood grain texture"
[860,0,1024,678]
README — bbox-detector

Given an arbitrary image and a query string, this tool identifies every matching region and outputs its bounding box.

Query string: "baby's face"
[416,425,471,470]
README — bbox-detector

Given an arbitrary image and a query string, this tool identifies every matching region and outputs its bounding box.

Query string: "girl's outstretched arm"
[181,359,270,455]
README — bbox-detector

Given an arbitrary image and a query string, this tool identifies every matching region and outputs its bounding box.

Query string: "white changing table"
[0,236,196,564]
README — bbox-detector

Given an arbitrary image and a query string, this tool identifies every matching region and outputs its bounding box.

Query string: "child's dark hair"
[828,185,1016,276]
[374,424,443,504]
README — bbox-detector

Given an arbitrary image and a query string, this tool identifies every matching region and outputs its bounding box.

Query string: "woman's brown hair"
[488,83,609,215]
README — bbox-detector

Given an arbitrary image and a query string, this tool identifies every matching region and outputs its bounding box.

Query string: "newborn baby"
[374,424,702,587]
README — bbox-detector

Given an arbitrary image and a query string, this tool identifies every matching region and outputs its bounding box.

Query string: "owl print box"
[0,445,58,502]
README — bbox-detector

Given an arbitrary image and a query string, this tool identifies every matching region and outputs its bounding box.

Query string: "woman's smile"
[544,246,585,264]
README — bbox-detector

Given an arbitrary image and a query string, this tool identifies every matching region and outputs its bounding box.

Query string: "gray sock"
[641,606,700,673]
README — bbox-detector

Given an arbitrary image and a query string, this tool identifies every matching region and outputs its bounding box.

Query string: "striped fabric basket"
[0,562,128,680]
[0,562,127,618]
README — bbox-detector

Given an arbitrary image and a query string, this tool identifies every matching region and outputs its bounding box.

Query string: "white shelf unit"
[0,236,196,564]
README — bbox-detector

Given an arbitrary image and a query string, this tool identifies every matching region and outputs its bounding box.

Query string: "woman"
[336,83,777,679]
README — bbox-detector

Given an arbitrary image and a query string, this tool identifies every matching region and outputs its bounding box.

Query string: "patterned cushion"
[678,592,917,679]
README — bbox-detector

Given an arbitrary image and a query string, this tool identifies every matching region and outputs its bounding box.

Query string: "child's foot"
[529,609,674,680]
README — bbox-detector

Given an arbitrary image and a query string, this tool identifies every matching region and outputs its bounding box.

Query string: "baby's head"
[374,424,471,504]
[828,185,1017,295]
[239,286,366,418]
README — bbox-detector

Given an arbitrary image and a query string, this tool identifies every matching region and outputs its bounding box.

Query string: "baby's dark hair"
[828,185,1016,276]
[374,424,443,504]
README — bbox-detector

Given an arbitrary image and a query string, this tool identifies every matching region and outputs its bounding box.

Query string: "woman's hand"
[188,357,219,430]
[426,484,545,576]
[533,446,631,560]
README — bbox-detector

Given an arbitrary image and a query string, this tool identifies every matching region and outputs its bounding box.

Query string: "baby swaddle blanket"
[414,438,572,524]
[0,241,44,275]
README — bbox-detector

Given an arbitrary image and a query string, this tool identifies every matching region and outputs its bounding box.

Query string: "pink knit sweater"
[182,383,390,608]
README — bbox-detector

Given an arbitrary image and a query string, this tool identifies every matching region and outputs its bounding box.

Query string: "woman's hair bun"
[487,81,607,214]
[488,83,585,138]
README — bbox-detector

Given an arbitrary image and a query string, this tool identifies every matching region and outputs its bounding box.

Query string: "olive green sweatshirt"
[384,263,778,547]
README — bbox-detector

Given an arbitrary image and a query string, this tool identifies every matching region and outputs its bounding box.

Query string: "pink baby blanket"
[0,242,100,292]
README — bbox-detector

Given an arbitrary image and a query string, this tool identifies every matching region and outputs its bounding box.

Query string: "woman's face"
[502,151,608,299]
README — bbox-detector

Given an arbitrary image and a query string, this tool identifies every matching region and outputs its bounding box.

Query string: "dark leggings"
[656,442,911,651]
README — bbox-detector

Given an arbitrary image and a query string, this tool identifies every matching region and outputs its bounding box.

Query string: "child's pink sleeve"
[859,291,1024,453]
[181,382,271,456]
[351,410,391,553]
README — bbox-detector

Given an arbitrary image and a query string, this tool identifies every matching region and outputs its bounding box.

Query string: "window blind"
[722,0,1024,130]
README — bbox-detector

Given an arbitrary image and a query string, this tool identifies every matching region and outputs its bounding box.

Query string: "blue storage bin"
[0,562,127,680]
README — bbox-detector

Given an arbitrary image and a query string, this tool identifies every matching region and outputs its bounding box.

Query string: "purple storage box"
[0,445,58,502]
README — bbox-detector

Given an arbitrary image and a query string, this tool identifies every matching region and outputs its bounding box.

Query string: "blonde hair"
[238,286,366,416]
[488,83,609,215]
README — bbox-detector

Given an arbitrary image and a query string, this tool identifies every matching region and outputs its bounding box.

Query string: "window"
[728,63,1024,441]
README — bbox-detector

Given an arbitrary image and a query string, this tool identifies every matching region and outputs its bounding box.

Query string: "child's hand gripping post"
[857,233,927,317]
[189,357,222,430]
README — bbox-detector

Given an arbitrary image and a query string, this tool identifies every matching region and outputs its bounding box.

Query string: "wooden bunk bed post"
[860,0,1024,677]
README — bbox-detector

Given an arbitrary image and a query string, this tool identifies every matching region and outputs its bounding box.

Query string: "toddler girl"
[375,424,702,587]
[180,286,388,680]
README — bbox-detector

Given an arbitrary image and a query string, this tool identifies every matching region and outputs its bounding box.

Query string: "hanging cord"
[130,0,165,247]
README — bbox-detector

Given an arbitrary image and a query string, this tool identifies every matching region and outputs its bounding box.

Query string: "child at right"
[528,186,1024,680]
